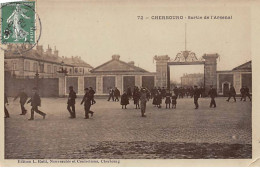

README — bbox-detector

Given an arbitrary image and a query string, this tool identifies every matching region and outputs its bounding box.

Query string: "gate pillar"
[154,55,170,88]
[203,53,219,93]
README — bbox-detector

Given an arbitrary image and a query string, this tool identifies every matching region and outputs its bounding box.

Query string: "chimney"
[112,54,120,60]
[128,61,135,66]
[36,45,43,55]
[54,46,58,57]
[46,45,52,55]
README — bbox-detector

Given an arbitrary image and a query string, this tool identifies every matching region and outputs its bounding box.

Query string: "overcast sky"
[27,0,251,72]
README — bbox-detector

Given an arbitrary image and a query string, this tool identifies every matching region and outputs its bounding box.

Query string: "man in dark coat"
[14,88,28,115]
[27,87,46,120]
[81,88,94,119]
[107,87,114,101]
[244,86,251,101]
[121,90,129,109]
[114,87,120,102]
[67,86,77,118]
[89,87,96,105]
[140,88,147,117]
[4,93,10,118]
[240,86,246,101]
[226,85,236,102]
[208,85,217,108]
[133,86,140,109]
[193,85,200,109]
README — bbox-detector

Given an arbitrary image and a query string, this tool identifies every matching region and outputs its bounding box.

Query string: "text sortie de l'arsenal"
[150,15,232,20]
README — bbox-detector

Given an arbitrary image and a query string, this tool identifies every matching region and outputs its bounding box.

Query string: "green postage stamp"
[1,1,36,44]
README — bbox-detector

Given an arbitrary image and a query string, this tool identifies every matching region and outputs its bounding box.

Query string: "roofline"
[91,58,150,73]
[232,60,252,71]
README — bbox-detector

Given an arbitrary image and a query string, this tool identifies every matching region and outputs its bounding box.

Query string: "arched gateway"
[154,52,218,94]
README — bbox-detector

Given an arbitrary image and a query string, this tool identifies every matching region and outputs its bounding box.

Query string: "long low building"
[63,55,156,95]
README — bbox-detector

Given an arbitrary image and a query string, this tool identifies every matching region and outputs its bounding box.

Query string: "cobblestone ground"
[4,97,252,159]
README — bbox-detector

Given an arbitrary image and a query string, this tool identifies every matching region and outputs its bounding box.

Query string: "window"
[33,62,38,72]
[79,68,82,72]
[47,65,52,73]
[39,64,44,73]
[70,68,72,74]
[75,68,78,73]
[54,66,57,73]
[25,61,30,71]
[13,62,17,70]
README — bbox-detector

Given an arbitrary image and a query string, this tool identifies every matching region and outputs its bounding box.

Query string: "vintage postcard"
[0,0,260,167]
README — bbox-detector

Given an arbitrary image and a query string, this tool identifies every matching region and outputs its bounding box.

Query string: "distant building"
[181,73,204,87]
[217,61,252,96]
[4,44,93,78]
[64,55,156,95]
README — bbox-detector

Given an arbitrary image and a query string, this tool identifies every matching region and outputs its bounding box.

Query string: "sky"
[8,0,251,72]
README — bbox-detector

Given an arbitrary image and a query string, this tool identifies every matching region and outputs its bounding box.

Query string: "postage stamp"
[1,1,36,44]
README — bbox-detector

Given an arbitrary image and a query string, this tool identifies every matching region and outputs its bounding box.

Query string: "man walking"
[67,86,77,118]
[89,87,96,105]
[27,87,46,120]
[240,86,246,101]
[14,88,28,115]
[208,85,217,108]
[107,87,114,101]
[226,84,236,102]
[193,85,200,109]
[81,88,94,119]
[244,86,251,101]
[114,87,120,102]
[140,88,147,117]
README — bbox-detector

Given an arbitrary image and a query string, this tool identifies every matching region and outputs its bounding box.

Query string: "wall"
[5,72,59,97]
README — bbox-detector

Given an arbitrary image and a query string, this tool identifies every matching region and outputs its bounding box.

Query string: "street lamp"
[57,61,68,75]
[35,70,39,89]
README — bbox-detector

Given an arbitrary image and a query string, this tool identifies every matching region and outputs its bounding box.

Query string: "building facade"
[4,44,93,78]
[181,73,204,87]
[60,55,156,96]
[217,61,252,96]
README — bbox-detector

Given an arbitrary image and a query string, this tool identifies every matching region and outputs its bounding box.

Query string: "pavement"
[4,97,252,159]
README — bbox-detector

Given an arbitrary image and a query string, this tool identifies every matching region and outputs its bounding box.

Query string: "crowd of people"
[4,84,251,119]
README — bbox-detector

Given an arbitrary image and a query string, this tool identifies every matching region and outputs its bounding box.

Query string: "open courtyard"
[4,97,251,159]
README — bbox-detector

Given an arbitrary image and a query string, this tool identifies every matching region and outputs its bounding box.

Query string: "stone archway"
[154,53,218,94]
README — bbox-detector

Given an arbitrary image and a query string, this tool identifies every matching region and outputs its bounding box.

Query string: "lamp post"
[35,70,39,89]
[57,61,68,97]
[57,61,68,75]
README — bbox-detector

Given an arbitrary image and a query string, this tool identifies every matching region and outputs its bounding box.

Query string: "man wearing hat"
[226,84,236,102]
[67,86,77,118]
[208,85,217,108]
[27,87,46,120]
[140,87,147,117]
[193,85,200,109]
[81,88,94,119]
[14,88,28,115]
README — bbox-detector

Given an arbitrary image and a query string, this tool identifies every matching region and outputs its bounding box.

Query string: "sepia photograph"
[0,0,259,167]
